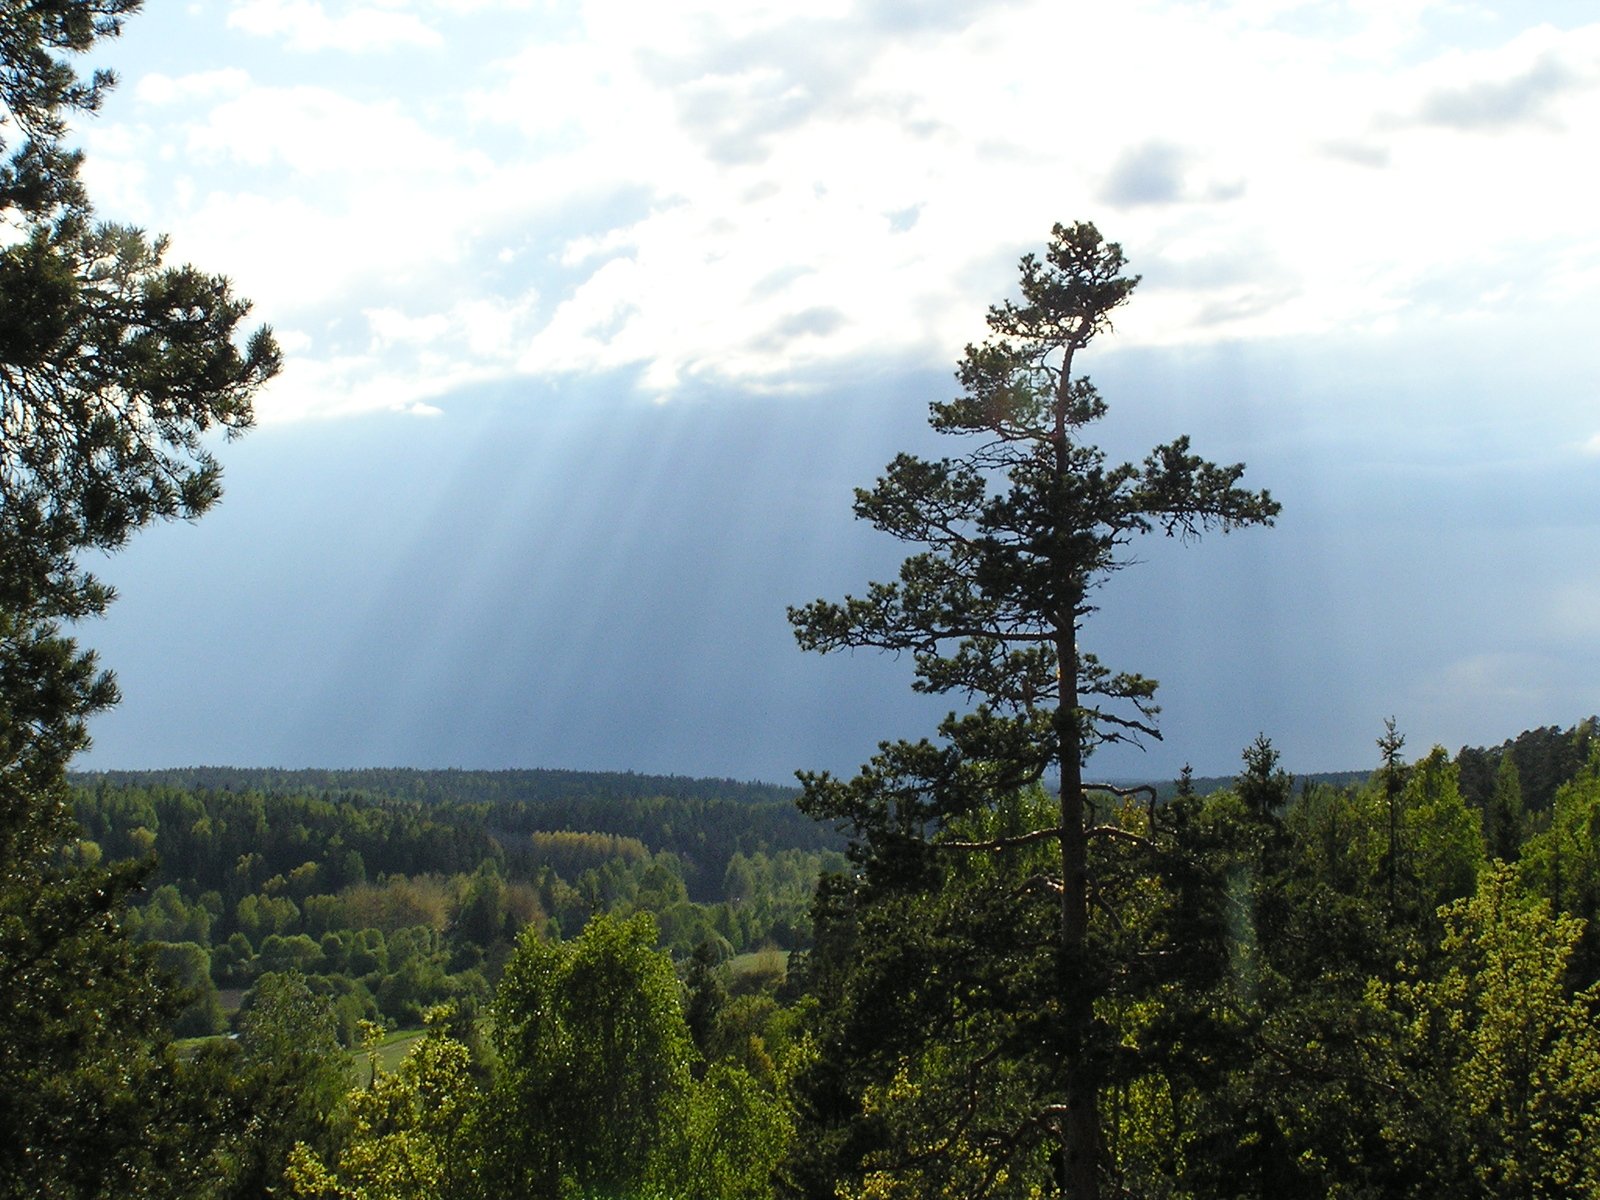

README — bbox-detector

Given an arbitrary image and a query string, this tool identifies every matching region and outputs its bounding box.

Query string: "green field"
[352,1027,426,1084]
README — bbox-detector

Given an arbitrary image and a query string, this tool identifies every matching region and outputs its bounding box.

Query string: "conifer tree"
[788,222,1278,1199]
[1486,754,1524,863]
[0,6,279,1192]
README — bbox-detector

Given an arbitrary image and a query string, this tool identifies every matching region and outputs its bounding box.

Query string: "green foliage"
[687,937,731,1063]
[1397,748,1484,925]
[682,1062,793,1200]
[286,1011,480,1200]
[151,940,226,1037]
[485,911,695,1197]
[1518,755,1600,981]
[1486,754,1525,863]
[528,828,652,878]
[1090,739,1600,1199]
[1377,866,1600,1197]
[221,973,351,1191]
[0,612,176,1196]
[75,766,827,901]
[785,787,1074,1200]
[1457,718,1598,816]
[0,837,178,1197]
[67,771,841,1040]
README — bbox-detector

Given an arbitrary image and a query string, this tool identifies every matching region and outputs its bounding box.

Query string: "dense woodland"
[67,769,843,1039]
[5,7,1600,1199]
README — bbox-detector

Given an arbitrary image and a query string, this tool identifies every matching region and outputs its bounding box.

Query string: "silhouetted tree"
[788,222,1278,1199]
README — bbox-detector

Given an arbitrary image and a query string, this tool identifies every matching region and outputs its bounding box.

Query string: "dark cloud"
[776,307,845,338]
[637,1,1011,167]
[858,0,1030,36]
[672,67,824,165]
[637,16,875,166]
[1418,53,1581,130]
[1099,141,1245,210]
[749,264,814,299]
[1192,287,1297,327]
[75,329,1600,784]
[750,306,848,352]
[1099,141,1191,208]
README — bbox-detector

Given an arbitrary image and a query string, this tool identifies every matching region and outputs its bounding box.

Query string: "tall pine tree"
[787,222,1278,1199]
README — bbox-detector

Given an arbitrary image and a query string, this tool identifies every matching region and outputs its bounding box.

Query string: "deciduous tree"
[483,912,695,1198]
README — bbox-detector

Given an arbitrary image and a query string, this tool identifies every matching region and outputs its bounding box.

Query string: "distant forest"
[67,766,846,1042]
[72,765,801,808]
[64,716,1596,1051]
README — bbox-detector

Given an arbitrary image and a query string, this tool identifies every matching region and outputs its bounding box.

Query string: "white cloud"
[79,0,1600,419]
[227,0,441,51]
[273,328,315,355]
[184,83,484,177]
[1409,651,1573,732]
[392,400,444,417]
[135,68,252,105]
[249,350,501,422]
[1402,24,1600,132]
[366,307,451,349]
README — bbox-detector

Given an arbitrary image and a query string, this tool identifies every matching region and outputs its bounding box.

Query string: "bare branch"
[1085,825,1157,852]
[1010,873,1064,899]
[1083,782,1157,803]
[941,826,1064,853]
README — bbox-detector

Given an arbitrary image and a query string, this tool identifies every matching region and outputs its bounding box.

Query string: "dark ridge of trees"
[70,765,800,807]
[1144,767,1371,802]
[72,776,840,904]
[1455,716,1597,814]
[1140,722,1599,810]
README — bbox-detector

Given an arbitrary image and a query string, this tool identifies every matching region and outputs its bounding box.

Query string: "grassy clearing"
[350,1027,425,1083]
[727,948,789,976]
[173,1034,234,1060]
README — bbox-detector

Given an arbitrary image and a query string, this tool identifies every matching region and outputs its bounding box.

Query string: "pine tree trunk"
[1057,621,1098,1200]
[1053,343,1098,1200]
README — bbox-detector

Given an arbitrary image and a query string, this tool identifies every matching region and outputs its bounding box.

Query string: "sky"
[63,0,1600,785]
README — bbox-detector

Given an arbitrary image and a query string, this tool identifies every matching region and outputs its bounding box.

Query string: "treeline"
[149,722,1600,1200]
[1455,717,1597,813]
[788,724,1600,1199]
[72,765,799,808]
[1152,720,1596,807]
[69,777,845,1041]
[71,768,832,900]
